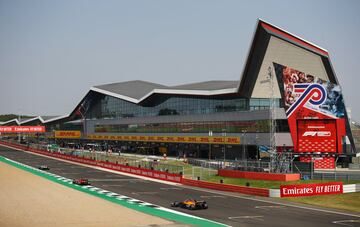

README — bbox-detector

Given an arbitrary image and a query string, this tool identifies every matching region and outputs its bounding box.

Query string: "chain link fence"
[188,158,271,172]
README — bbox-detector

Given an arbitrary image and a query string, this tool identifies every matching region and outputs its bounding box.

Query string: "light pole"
[208,130,213,160]
[18,109,21,143]
[255,131,259,160]
[241,130,247,160]
[222,129,226,164]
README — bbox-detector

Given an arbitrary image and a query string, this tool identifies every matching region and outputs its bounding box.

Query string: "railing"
[313,172,360,181]
[188,158,271,172]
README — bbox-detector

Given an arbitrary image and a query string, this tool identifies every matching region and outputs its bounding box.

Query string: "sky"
[0,0,359,121]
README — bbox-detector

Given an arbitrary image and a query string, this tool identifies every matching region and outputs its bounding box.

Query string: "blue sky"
[0,0,359,121]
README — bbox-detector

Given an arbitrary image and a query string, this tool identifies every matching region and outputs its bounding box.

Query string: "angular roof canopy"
[93,80,168,100]
[91,80,240,103]
[0,115,69,126]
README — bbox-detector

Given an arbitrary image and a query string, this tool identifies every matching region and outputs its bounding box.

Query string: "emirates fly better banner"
[280,182,343,197]
[0,126,45,133]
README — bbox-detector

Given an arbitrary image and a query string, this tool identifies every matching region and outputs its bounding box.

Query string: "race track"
[1,145,359,227]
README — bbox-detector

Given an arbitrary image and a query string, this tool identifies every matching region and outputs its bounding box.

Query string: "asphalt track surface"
[1,145,359,227]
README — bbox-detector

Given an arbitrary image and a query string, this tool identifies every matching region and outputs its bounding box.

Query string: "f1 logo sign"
[302,131,331,137]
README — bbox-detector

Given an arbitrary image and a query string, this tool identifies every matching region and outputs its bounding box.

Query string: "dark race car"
[72,178,90,186]
[171,199,208,210]
[38,165,50,170]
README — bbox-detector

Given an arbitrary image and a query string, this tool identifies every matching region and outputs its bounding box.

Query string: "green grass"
[203,175,360,189]
[282,192,360,213]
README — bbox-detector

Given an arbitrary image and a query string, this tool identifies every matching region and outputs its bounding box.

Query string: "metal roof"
[170,80,239,91]
[93,80,169,100]
[91,80,240,104]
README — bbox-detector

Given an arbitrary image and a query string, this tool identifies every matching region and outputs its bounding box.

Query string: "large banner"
[280,182,343,197]
[276,63,345,118]
[0,126,45,133]
[87,134,240,145]
[273,63,346,154]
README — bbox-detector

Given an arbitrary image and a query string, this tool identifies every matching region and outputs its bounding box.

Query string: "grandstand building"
[1,19,356,169]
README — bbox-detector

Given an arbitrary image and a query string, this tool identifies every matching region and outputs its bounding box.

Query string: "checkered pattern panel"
[298,139,336,152]
[300,156,335,169]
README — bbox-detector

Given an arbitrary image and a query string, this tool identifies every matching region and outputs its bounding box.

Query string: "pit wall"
[218,169,300,181]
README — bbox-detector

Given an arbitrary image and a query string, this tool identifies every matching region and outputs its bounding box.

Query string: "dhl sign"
[86,134,240,145]
[54,130,81,139]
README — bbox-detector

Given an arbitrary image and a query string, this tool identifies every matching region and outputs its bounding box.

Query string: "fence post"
[311,162,314,180]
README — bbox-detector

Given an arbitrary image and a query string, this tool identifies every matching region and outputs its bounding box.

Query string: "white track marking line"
[160,187,183,190]
[88,178,140,182]
[59,172,82,175]
[228,216,264,219]
[333,219,360,226]
[105,192,119,197]
[200,195,226,198]
[132,191,158,195]
[97,190,110,194]
[101,184,124,187]
[255,205,286,209]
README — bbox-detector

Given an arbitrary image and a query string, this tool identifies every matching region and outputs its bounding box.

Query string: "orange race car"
[171,198,208,210]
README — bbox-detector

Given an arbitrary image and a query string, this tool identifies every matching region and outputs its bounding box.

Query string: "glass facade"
[85,94,281,120]
[95,120,289,134]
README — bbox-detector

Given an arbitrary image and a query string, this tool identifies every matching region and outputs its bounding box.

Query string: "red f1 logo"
[302,131,331,137]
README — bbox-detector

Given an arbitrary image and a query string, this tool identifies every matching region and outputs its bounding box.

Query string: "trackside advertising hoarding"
[0,126,45,133]
[280,182,343,197]
[87,134,240,145]
[54,130,81,139]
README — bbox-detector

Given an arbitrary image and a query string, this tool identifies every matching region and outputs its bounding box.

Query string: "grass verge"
[282,192,360,213]
[204,175,360,189]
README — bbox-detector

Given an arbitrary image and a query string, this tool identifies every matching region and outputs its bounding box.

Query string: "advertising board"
[297,119,337,152]
[280,182,343,197]
[0,126,45,133]
[87,134,240,145]
[273,63,346,154]
[54,130,81,139]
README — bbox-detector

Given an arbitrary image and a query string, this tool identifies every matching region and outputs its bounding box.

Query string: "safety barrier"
[343,184,360,193]
[218,169,300,181]
[182,178,269,197]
